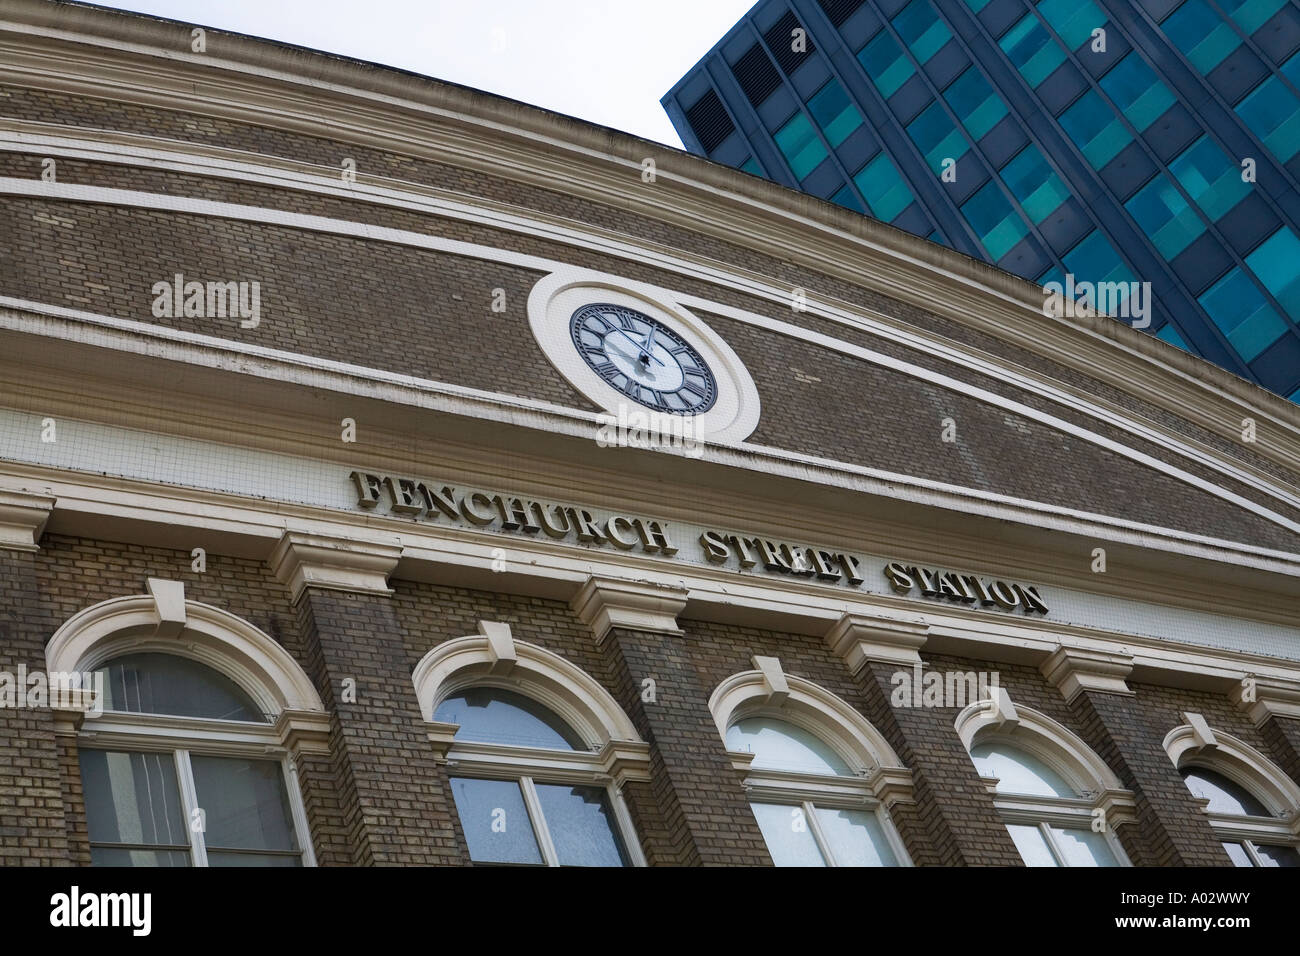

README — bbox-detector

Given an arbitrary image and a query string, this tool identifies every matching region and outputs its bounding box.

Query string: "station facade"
[1,0,1299,866]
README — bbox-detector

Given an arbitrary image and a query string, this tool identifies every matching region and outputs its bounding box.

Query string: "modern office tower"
[664,0,1300,400]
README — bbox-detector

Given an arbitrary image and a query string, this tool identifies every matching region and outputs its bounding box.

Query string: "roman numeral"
[592,361,620,377]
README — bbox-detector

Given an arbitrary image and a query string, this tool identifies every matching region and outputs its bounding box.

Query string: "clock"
[569,303,718,414]
[527,271,761,444]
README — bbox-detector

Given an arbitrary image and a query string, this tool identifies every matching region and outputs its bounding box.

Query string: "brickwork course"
[0,1,1298,869]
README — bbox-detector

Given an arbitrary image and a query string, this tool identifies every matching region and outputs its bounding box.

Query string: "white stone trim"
[955,698,1130,803]
[269,529,402,601]
[0,487,54,551]
[570,576,688,644]
[1040,646,1135,703]
[709,670,907,780]
[46,592,326,717]
[411,631,643,750]
[1163,722,1300,819]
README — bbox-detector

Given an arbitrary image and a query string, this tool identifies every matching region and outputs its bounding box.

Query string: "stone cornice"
[825,611,930,672]
[0,487,55,552]
[1040,646,1136,703]
[570,576,688,645]
[1232,675,1300,726]
[269,529,403,602]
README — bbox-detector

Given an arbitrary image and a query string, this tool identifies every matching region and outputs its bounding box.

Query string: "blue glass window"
[1199,267,1289,361]
[435,688,587,749]
[928,229,948,246]
[1156,323,1190,350]
[1221,0,1288,34]
[1060,90,1133,168]
[944,67,1009,139]
[893,0,953,63]
[1235,76,1300,163]
[1064,231,1136,289]
[853,153,914,220]
[962,181,1029,259]
[808,79,864,148]
[1283,52,1300,87]
[907,101,968,169]
[965,0,993,10]
[1002,145,1070,222]
[1000,14,1067,87]
[832,183,865,212]
[859,30,916,98]
[1125,175,1206,259]
[774,111,830,179]
[1037,0,1106,50]
[1162,0,1241,74]
[1245,227,1300,320]
[1170,135,1250,219]
[1100,54,1176,132]
[1289,386,1300,403]
[740,156,764,176]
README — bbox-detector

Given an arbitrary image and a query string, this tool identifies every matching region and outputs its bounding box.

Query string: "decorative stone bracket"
[270,530,403,602]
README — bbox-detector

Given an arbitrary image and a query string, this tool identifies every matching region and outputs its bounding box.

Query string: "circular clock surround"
[527,271,761,444]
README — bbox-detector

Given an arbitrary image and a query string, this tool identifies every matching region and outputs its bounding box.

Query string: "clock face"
[569,303,718,414]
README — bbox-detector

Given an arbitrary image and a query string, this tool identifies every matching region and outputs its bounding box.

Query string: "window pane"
[808,80,863,148]
[189,755,299,858]
[1000,15,1067,88]
[1061,91,1133,169]
[893,0,952,63]
[1223,841,1254,866]
[533,783,630,867]
[832,183,865,212]
[1236,77,1300,163]
[80,749,189,857]
[1197,268,1289,361]
[726,717,853,775]
[907,101,968,169]
[95,653,264,721]
[1180,767,1272,815]
[1253,843,1300,867]
[1064,231,1135,290]
[858,31,915,98]
[449,777,543,865]
[434,687,586,750]
[1038,0,1106,49]
[944,68,1008,140]
[814,807,900,866]
[1170,136,1250,220]
[969,741,1078,797]
[1162,0,1240,74]
[1223,0,1288,34]
[89,848,190,867]
[774,111,829,180]
[961,181,1029,260]
[854,154,914,220]
[1100,54,1174,132]
[1007,823,1059,866]
[1245,227,1300,320]
[1050,826,1120,866]
[1125,175,1205,259]
[1002,145,1070,222]
[751,802,827,866]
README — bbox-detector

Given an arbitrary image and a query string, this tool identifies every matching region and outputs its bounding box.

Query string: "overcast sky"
[97,0,757,147]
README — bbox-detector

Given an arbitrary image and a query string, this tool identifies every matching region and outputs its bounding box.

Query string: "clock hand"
[608,327,666,366]
[639,326,658,365]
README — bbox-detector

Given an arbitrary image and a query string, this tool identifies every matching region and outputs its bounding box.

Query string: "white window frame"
[438,720,647,867]
[710,662,917,868]
[956,699,1136,867]
[738,752,913,867]
[78,710,316,867]
[1164,718,1300,867]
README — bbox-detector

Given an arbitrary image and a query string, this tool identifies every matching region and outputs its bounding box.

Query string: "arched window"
[956,697,1134,867]
[711,659,914,867]
[81,652,310,867]
[46,581,327,868]
[413,624,649,867]
[1165,717,1300,867]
